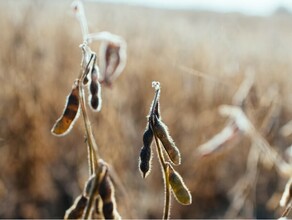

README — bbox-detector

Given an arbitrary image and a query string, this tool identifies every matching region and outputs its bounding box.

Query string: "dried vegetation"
[0,0,292,218]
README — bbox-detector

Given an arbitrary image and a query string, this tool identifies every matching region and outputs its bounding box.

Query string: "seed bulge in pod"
[90,67,99,95]
[139,126,153,178]
[99,171,120,219]
[168,165,192,205]
[90,81,99,96]
[83,74,89,85]
[90,95,100,110]
[139,145,152,178]
[152,116,181,165]
[51,83,80,136]
[143,125,154,148]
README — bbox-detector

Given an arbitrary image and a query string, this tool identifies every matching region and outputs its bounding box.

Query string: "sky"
[89,0,292,16]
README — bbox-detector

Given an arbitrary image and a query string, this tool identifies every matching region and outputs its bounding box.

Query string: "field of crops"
[0,0,292,218]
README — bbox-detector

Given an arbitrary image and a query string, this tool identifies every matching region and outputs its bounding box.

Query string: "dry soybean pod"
[51,82,80,136]
[88,62,102,112]
[92,196,103,219]
[64,195,88,219]
[154,99,161,119]
[83,63,91,85]
[99,41,121,86]
[83,174,97,198]
[152,115,181,165]
[139,124,154,178]
[80,48,95,85]
[99,169,120,219]
[167,164,192,205]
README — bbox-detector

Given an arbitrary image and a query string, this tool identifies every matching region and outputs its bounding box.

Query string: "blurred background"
[0,0,292,218]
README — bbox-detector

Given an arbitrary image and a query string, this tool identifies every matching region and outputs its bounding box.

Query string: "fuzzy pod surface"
[139,125,154,178]
[152,116,181,165]
[51,84,80,136]
[64,195,88,219]
[168,165,192,205]
[83,174,97,198]
[99,171,120,219]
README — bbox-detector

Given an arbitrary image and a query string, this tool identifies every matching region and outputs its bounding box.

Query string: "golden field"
[0,0,292,218]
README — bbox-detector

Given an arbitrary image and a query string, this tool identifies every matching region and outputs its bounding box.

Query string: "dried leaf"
[196,122,239,156]
[99,40,126,87]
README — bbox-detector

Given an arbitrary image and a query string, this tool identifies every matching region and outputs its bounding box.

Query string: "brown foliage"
[0,0,292,218]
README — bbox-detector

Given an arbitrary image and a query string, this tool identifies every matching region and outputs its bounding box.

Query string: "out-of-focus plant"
[51,1,126,218]
[139,81,192,219]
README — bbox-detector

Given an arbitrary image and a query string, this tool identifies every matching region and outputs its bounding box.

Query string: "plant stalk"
[78,53,99,175]
[82,166,105,219]
[153,133,171,220]
[150,84,160,117]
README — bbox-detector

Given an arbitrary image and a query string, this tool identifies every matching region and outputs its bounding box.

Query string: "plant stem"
[82,165,106,219]
[79,80,99,173]
[72,0,89,42]
[149,82,170,219]
[78,52,99,175]
[153,133,171,220]
[150,84,160,117]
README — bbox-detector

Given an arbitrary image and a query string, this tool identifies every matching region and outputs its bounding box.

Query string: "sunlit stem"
[83,165,106,219]
[153,133,171,220]
[78,79,98,175]
[150,81,160,116]
[78,52,99,175]
[72,0,89,42]
[149,81,170,219]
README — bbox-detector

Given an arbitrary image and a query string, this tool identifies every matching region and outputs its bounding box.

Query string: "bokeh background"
[0,0,292,218]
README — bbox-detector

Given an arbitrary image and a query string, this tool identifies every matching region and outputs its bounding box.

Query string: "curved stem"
[72,0,89,42]
[154,134,171,219]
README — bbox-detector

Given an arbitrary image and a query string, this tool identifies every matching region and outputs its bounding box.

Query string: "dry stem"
[153,133,171,219]
[149,82,171,219]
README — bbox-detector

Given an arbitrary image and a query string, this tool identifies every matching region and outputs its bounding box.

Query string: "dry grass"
[0,0,292,218]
